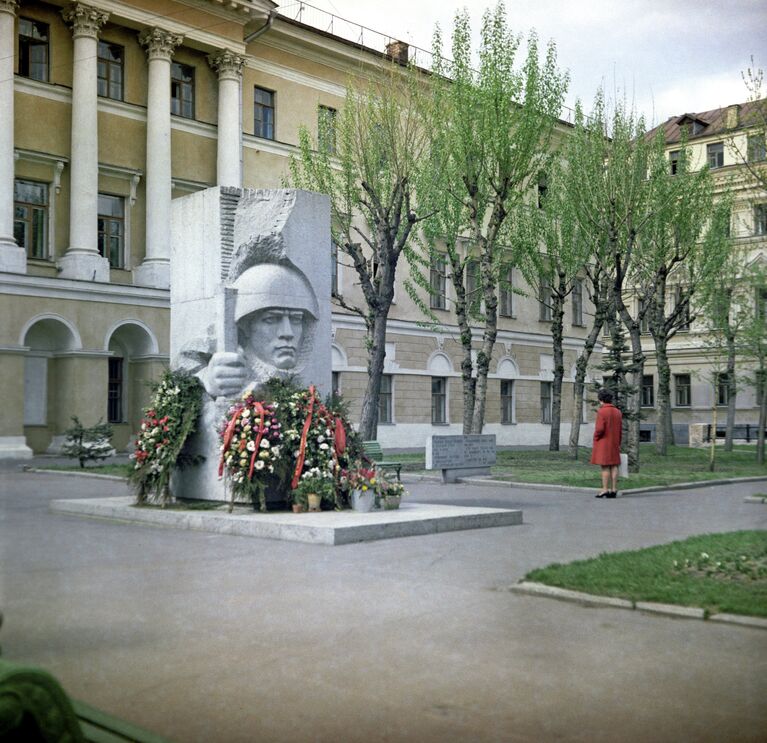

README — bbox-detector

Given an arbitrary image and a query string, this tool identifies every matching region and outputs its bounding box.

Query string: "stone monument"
[170,188,331,501]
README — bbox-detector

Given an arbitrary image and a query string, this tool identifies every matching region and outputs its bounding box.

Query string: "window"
[641,375,654,407]
[669,149,681,175]
[97,41,124,100]
[572,278,583,326]
[755,204,767,236]
[331,241,339,296]
[18,17,49,82]
[757,287,767,324]
[537,173,548,209]
[108,357,124,423]
[318,105,337,155]
[254,86,275,139]
[430,253,447,310]
[378,375,393,424]
[674,373,691,407]
[171,62,194,119]
[748,134,766,163]
[717,373,730,406]
[97,194,125,268]
[431,377,447,424]
[331,371,341,397]
[499,265,514,317]
[501,380,514,424]
[539,275,551,321]
[540,381,552,424]
[707,142,724,169]
[639,296,650,334]
[465,258,480,314]
[674,285,690,330]
[14,179,48,259]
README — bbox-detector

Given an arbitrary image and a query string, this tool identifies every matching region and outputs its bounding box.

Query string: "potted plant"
[291,472,334,512]
[377,476,406,510]
[344,465,377,512]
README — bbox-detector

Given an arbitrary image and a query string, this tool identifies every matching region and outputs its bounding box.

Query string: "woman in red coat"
[590,389,623,498]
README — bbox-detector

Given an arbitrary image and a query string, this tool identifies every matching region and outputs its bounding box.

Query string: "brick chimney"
[385,40,409,65]
[726,104,740,129]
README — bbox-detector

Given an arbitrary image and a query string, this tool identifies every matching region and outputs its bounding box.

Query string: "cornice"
[242,132,296,158]
[245,54,346,98]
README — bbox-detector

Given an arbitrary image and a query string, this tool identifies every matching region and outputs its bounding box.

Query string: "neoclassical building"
[0,0,596,456]
[638,102,767,443]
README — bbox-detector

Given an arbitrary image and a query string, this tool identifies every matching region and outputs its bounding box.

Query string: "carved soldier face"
[245,308,306,370]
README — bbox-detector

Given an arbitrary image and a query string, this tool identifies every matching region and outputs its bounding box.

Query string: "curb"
[509,581,767,629]
[744,495,767,504]
[24,467,127,482]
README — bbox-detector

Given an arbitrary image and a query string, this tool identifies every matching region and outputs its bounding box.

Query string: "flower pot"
[351,489,374,512]
[291,503,306,513]
[307,493,322,512]
[381,494,401,510]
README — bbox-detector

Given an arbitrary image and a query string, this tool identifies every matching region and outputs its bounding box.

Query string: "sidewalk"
[1,464,765,742]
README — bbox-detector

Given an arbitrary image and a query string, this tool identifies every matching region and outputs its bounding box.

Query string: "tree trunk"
[724,334,737,451]
[758,365,766,466]
[358,310,390,441]
[623,320,645,474]
[549,285,566,451]
[654,334,671,456]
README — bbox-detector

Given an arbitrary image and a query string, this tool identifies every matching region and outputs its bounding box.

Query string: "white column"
[134,27,182,289]
[0,0,26,274]
[208,50,244,188]
[58,2,110,282]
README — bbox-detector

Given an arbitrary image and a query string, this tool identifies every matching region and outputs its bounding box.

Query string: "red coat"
[590,403,623,465]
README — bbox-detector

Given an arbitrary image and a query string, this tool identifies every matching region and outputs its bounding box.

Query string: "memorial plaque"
[426,434,496,470]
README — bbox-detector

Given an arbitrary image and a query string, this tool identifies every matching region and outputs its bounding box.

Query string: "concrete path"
[0,461,765,743]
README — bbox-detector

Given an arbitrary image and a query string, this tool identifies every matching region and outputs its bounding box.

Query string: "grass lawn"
[525,531,767,617]
[492,444,766,490]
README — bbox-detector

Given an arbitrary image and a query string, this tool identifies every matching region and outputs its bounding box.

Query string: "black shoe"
[606,491,617,498]
[595,491,609,498]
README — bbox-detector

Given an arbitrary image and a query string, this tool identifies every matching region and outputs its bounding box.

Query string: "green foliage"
[62,416,113,468]
[525,531,767,617]
[129,369,204,506]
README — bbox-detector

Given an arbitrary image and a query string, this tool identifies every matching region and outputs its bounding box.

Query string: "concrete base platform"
[50,497,523,545]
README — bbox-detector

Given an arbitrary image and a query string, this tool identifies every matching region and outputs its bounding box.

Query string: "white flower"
[246,440,256,452]
[260,439,270,449]
[255,460,265,470]
[242,409,251,418]
[317,435,325,443]
[319,442,329,450]
[271,446,281,458]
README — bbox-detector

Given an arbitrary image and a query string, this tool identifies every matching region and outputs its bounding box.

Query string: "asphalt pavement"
[0,459,765,743]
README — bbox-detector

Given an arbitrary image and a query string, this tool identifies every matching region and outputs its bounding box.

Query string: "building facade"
[0,0,596,457]
[639,103,767,443]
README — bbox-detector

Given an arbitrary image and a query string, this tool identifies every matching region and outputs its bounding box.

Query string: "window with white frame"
[572,278,584,326]
[755,204,767,236]
[674,373,691,407]
[499,265,514,317]
[717,373,731,406]
[707,142,724,169]
[378,374,393,424]
[318,105,337,155]
[748,133,766,163]
[669,149,681,175]
[14,179,48,259]
[18,17,49,82]
[430,254,447,310]
[97,194,125,268]
[98,41,124,100]
[254,86,275,139]
[540,381,552,424]
[431,377,447,424]
[641,374,654,407]
[171,62,195,119]
[500,379,514,424]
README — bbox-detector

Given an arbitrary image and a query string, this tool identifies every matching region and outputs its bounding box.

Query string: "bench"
[362,440,402,482]
[0,657,166,742]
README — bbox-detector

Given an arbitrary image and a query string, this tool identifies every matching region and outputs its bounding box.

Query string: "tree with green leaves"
[412,2,568,434]
[289,61,436,440]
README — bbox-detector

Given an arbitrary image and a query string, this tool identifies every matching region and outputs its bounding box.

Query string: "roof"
[649,100,764,144]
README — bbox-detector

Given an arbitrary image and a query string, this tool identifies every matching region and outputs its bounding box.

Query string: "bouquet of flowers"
[342,465,378,493]
[129,370,203,506]
[219,391,284,511]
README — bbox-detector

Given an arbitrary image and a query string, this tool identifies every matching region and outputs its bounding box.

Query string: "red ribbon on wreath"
[247,401,266,480]
[218,406,241,477]
[334,416,346,456]
[291,385,316,490]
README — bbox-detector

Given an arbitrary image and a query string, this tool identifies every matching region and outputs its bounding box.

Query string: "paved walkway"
[0,460,765,743]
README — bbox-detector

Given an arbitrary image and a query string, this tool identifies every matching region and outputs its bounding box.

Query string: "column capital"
[139,27,183,61]
[61,3,109,39]
[0,1,19,18]
[208,49,245,81]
